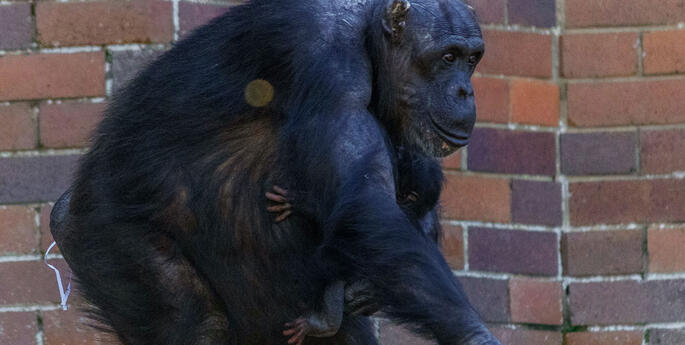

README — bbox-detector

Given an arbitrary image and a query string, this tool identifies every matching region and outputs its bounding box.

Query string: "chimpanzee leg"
[64,227,233,345]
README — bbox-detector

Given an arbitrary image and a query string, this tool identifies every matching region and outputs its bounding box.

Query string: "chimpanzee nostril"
[458,87,469,98]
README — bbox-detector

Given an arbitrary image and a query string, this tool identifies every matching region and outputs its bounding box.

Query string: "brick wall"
[0,0,684,344]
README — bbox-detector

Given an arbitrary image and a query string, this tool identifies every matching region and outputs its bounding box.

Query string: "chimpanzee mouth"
[430,116,470,148]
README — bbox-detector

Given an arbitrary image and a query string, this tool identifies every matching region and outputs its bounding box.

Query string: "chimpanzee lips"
[430,116,470,148]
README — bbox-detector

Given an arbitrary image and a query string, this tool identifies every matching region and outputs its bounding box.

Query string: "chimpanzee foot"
[283,318,311,345]
[266,185,292,222]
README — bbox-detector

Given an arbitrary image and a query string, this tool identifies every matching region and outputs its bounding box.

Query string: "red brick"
[509,279,563,325]
[36,1,172,46]
[569,180,685,226]
[473,77,509,124]
[40,102,104,148]
[179,3,233,37]
[441,151,462,170]
[510,79,559,126]
[0,103,36,150]
[567,80,685,127]
[478,31,553,78]
[508,0,556,27]
[561,132,638,175]
[378,320,433,345]
[0,206,38,255]
[0,260,70,305]
[0,53,105,101]
[43,308,103,345]
[468,128,556,175]
[469,227,558,276]
[561,33,639,78]
[565,331,643,345]
[563,230,643,276]
[441,175,511,223]
[40,204,57,253]
[640,129,685,174]
[643,30,685,75]
[648,226,685,273]
[0,4,33,50]
[569,280,685,324]
[566,0,685,27]
[0,312,38,345]
[440,225,464,269]
[465,0,506,24]
[490,327,562,345]
[459,277,510,323]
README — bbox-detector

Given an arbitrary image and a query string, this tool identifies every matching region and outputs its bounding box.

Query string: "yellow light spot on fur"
[245,79,274,107]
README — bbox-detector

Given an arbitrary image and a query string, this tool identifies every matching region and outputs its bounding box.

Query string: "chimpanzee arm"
[313,111,498,345]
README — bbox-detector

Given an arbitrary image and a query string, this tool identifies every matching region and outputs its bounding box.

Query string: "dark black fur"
[52,0,499,344]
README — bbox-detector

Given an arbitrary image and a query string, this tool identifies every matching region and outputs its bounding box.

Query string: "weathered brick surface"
[440,225,464,269]
[466,0,505,24]
[0,155,81,203]
[640,129,685,174]
[564,331,644,345]
[643,30,685,75]
[458,277,510,323]
[441,175,511,222]
[565,0,685,27]
[179,3,232,37]
[509,279,563,325]
[0,4,33,50]
[441,151,462,170]
[560,132,637,175]
[0,312,38,345]
[569,180,685,225]
[0,53,105,101]
[567,80,685,127]
[0,206,38,255]
[473,77,509,124]
[477,31,553,78]
[490,327,562,345]
[511,180,562,226]
[509,79,559,127]
[0,260,69,305]
[569,280,685,325]
[39,102,105,148]
[648,226,685,273]
[468,227,558,275]
[561,33,639,78]
[111,48,165,92]
[40,204,58,253]
[378,320,435,345]
[36,1,173,46]
[42,308,103,345]
[650,329,685,345]
[0,103,36,150]
[468,128,556,175]
[508,0,556,27]
[562,230,643,276]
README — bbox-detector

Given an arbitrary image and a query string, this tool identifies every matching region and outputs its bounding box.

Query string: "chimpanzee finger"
[266,192,287,203]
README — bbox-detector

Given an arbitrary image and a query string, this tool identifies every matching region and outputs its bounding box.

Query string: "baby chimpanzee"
[267,149,444,344]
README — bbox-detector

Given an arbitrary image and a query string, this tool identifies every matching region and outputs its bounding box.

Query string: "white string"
[44,241,72,311]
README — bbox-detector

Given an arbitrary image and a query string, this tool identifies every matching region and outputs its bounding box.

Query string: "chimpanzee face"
[391,0,483,157]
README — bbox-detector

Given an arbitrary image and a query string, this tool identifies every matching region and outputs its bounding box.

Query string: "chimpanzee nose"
[457,84,473,99]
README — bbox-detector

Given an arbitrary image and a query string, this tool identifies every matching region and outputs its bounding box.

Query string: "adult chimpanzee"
[51,0,499,344]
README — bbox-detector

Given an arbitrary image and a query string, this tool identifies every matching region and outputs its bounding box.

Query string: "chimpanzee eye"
[442,53,456,64]
[467,53,480,65]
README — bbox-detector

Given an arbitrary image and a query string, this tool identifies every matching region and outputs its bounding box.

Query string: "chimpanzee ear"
[382,0,411,44]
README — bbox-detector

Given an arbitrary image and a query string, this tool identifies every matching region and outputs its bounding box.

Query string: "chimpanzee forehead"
[409,0,481,40]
